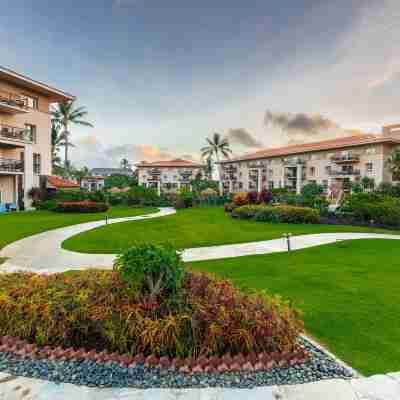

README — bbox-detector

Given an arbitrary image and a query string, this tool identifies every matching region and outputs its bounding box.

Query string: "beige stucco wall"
[0,80,53,207]
[138,166,202,192]
[219,142,397,194]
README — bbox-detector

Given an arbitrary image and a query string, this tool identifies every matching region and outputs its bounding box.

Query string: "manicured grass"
[187,239,400,376]
[63,207,399,253]
[0,207,157,250]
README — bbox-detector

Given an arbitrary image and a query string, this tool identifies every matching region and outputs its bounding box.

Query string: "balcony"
[0,90,29,114]
[330,169,360,177]
[247,162,266,169]
[0,158,24,173]
[223,165,237,173]
[331,154,360,164]
[0,124,31,144]
[283,157,306,165]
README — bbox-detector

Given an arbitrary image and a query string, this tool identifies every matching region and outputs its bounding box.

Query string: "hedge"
[232,205,320,224]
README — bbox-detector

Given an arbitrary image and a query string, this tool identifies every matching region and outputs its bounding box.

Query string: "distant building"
[90,168,133,177]
[218,124,400,200]
[136,159,203,194]
[81,176,105,192]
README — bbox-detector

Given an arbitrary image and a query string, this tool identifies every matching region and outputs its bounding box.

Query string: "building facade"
[136,159,203,194]
[218,126,400,199]
[0,66,74,209]
[90,168,134,177]
[81,176,105,192]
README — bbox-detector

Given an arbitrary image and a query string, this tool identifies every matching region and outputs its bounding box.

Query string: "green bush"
[33,199,57,211]
[55,201,109,213]
[54,190,88,202]
[177,188,194,208]
[231,204,262,219]
[224,202,237,213]
[340,192,400,226]
[301,183,324,198]
[113,243,185,299]
[232,204,320,224]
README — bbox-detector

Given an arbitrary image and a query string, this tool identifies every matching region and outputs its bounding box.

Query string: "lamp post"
[283,233,292,251]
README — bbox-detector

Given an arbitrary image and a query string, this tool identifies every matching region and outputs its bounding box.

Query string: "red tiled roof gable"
[136,158,203,168]
[47,176,79,189]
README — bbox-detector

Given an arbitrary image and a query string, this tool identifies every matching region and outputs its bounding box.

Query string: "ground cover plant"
[62,207,399,253]
[188,239,400,375]
[0,207,157,250]
[0,245,304,361]
[54,201,109,213]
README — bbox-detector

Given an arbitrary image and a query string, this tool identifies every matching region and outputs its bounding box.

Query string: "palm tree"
[120,158,131,170]
[51,120,64,168]
[72,166,90,186]
[204,157,213,179]
[386,149,400,181]
[51,101,93,169]
[201,132,232,162]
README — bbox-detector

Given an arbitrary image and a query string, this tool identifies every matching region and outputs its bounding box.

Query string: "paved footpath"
[1,207,400,273]
[1,371,400,399]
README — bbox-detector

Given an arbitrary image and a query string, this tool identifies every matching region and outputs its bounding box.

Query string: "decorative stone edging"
[0,335,309,375]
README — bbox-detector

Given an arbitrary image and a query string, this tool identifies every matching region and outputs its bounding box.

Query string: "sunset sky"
[2,0,399,167]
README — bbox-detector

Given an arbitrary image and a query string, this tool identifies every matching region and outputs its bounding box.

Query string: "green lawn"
[188,239,400,376]
[63,207,399,253]
[0,207,157,250]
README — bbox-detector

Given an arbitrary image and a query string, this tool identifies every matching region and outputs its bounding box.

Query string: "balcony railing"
[331,154,360,163]
[223,165,238,173]
[247,162,265,169]
[0,158,24,173]
[0,124,31,143]
[330,169,360,177]
[0,90,28,110]
[283,157,306,165]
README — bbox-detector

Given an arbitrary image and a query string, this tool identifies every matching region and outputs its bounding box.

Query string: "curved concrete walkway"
[1,208,400,273]
[0,207,176,273]
[1,371,400,399]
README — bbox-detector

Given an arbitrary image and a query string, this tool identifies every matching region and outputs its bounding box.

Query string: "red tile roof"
[136,158,203,168]
[47,176,79,189]
[220,134,400,163]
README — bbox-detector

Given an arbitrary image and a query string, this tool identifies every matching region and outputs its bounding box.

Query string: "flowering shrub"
[248,191,259,204]
[233,191,249,206]
[259,189,273,204]
[55,201,109,213]
[0,270,304,358]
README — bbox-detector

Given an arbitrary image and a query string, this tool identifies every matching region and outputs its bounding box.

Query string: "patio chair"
[6,203,17,212]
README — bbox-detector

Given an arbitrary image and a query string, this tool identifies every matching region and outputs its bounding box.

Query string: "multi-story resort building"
[136,159,203,194]
[218,125,400,198]
[0,66,74,210]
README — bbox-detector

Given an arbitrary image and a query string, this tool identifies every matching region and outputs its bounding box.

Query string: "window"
[322,180,328,192]
[268,181,274,189]
[309,167,316,176]
[33,153,41,174]
[366,147,376,155]
[22,95,38,109]
[325,165,332,175]
[366,162,373,174]
[24,124,36,142]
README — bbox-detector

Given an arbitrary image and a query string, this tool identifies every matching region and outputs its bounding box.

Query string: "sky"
[1,0,400,167]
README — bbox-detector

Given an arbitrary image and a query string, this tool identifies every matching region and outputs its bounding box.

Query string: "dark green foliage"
[232,205,320,224]
[114,243,185,299]
[104,174,137,189]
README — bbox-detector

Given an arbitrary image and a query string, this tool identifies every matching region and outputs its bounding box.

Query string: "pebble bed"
[0,339,354,389]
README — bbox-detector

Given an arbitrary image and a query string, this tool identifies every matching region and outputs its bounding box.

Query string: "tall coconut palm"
[120,158,131,170]
[201,132,232,162]
[51,101,93,169]
[386,149,400,180]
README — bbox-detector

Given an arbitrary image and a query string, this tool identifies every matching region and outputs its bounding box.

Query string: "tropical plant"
[204,157,213,179]
[51,101,93,169]
[113,243,185,300]
[71,166,90,186]
[360,176,375,192]
[51,120,63,168]
[386,149,400,181]
[120,158,131,170]
[201,132,232,162]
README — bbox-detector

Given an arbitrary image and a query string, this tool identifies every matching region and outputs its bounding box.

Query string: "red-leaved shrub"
[55,201,109,213]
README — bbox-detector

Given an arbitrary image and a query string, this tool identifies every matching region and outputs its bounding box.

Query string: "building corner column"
[296,164,302,194]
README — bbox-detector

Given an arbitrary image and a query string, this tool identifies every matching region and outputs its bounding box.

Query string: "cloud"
[367,58,400,89]
[71,135,196,168]
[227,128,263,148]
[264,110,339,135]
[263,110,364,144]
